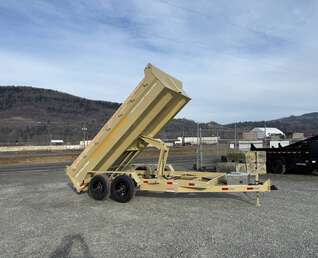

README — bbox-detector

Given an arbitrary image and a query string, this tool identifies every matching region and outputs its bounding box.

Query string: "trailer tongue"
[66,64,271,206]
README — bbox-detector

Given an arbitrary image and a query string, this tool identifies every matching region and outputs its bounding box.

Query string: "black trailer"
[251,135,318,174]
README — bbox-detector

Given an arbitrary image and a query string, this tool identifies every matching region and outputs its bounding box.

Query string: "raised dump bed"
[67,64,271,206]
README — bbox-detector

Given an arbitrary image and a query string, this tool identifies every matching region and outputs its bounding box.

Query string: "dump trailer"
[67,64,271,206]
[251,135,318,174]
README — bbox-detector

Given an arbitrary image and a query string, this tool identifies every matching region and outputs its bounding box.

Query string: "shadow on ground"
[49,234,94,258]
[136,191,259,205]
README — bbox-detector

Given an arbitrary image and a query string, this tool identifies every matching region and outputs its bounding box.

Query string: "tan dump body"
[67,64,190,191]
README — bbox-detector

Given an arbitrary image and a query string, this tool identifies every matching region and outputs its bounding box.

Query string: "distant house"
[292,132,305,140]
[80,140,92,146]
[269,140,290,148]
[50,139,64,145]
[238,140,263,151]
[251,127,285,139]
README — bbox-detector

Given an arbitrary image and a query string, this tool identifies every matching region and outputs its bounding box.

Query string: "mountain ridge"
[0,86,317,144]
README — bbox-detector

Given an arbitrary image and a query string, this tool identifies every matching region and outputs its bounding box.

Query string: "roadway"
[0,155,199,175]
[0,163,67,174]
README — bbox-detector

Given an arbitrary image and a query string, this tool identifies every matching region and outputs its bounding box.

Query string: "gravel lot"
[0,166,317,258]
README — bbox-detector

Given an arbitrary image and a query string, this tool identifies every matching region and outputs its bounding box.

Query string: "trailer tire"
[111,175,135,203]
[272,160,286,174]
[88,175,109,201]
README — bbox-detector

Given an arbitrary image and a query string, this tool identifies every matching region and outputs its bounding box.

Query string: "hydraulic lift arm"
[140,135,169,177]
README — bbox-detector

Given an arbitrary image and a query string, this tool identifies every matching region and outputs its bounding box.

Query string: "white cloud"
[0,0,317,123]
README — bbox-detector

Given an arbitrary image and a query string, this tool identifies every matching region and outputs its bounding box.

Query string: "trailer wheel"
[88,175,109,201]
[272,160,286,174]
[111,175,135,203]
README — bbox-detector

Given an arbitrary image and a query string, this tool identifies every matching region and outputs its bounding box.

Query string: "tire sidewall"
[272,160,285,174]
[111,175,135,203]
[88,175,109,201]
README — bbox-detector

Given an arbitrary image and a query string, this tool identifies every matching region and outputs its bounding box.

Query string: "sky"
[0,0,317,124]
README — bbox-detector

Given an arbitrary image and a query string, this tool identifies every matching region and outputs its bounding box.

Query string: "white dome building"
[251,127,285,139]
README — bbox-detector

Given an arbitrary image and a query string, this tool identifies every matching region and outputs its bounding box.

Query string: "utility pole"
[199,126,203,169]
[196,123,204,170]
[234,123,237,151]
[216,128,219,157]
[82,127,87,148]
[264,121,267,148]
[196,123,200,170]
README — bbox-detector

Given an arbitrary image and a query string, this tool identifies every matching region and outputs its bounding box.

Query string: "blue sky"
[0,0,317,123]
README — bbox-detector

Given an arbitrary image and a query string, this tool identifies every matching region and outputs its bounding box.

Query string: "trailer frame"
[66,64,272,206]
[74,136,271,206]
